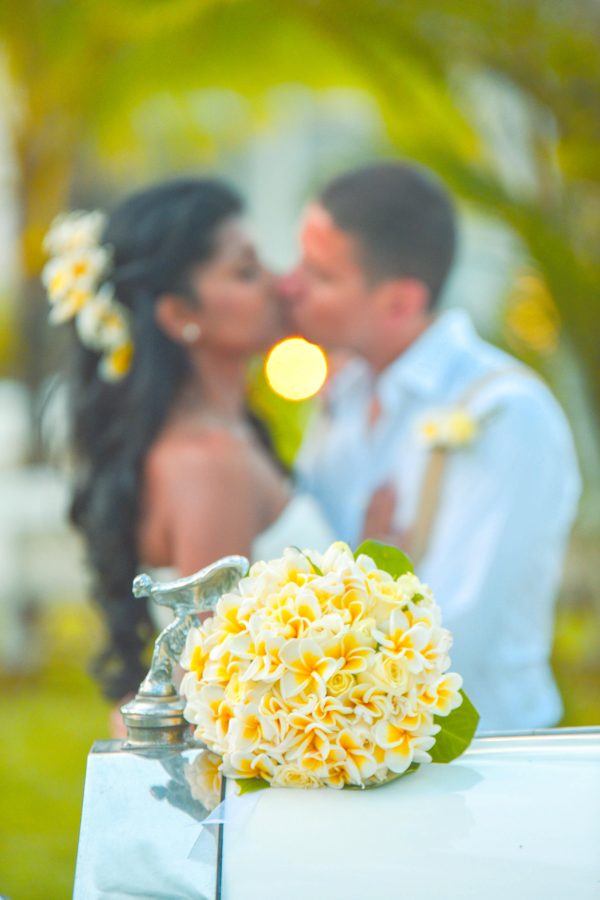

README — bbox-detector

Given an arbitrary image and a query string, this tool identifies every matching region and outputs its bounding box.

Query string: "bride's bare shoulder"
[145,426,249,486]
[141,426,259,571]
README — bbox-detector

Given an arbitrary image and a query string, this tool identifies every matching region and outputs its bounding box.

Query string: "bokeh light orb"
[265,337,328,401]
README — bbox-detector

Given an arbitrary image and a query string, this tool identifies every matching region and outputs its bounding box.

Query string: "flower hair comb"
[41,210,133,381]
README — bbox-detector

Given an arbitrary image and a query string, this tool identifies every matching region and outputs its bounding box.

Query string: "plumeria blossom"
[76,286,129,349]
[309,694,354,731]
[222,751,277,781]
[372,608,434,673]
[348,683,390,725]
[240,631,286,683]
[324,630,376,675]
[42,246,111,322]
[185,684,234,746]
[98,341,133,381]
[419,672,464,716]
[43,210,107,256]
[335,728,378,783]
[374,716,439,774]
[227,702,278,753]
[42,261,88,315]
[181,542,464,789]
[279,638,342,699]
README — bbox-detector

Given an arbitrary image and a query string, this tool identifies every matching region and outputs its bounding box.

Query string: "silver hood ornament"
[121,556,249,748]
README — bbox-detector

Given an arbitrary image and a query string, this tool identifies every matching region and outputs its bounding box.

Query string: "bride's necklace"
[192,409,254,441]
[175,383,255,441]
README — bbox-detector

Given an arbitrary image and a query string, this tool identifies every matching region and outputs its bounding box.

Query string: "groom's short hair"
[319,161,456,307]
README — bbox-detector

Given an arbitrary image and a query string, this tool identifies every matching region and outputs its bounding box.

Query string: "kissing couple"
[46,161,579,733]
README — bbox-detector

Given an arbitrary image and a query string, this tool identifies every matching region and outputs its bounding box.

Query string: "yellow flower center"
[107,342,133,377]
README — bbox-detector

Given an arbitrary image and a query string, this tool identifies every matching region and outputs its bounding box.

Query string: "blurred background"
[0,1,599,896]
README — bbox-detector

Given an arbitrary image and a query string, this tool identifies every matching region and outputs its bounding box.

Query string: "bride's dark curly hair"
[70,177,249,700]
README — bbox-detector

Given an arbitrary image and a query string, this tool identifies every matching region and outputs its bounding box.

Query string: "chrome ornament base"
[121,688,191,748]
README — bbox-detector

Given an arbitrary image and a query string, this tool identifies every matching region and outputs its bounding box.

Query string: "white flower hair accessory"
[42,210,133,381]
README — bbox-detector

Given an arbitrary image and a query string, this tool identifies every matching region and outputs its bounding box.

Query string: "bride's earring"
[181,322,201,344]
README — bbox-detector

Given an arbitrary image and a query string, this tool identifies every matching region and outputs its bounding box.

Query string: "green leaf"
[235,776,270,796]
[429,690,480,764]
[354,540,414,578]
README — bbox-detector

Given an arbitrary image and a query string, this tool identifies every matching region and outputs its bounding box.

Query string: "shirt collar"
[327,308,477,413]
[326,357,373,413]
[378,308,477,406]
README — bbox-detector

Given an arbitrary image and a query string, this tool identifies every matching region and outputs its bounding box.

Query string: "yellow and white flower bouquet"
[181,541,478,793]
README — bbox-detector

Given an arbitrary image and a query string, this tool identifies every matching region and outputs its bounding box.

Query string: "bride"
[45,177,332,718]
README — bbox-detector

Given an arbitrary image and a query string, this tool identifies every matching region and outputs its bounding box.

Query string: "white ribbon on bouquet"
[188,789,264,863]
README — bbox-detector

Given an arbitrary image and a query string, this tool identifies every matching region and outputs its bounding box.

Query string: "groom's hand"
[361,483,412,552]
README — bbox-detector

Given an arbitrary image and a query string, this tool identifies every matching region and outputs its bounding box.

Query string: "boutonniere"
[417,407,478,449]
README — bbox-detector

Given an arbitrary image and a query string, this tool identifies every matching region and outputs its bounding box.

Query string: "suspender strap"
[410,446,446,565]
[410,365,529,564]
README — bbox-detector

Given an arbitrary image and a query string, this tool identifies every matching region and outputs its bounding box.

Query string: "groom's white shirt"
[296,309,581,731]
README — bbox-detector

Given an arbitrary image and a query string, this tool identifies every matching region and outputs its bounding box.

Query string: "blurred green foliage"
[1,0,599,413]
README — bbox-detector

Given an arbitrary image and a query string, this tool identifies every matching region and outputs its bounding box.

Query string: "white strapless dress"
[250,492,334,563]
[146,493,334,630]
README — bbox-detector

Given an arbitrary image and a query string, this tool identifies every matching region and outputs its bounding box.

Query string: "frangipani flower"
[323,630,375,675]
[305,694,353,732]
[326,587,372,626]
[99,341,134,382]
[239,632,285,683]
[227,702,278,753]
[320,541,356,573]
[43,210,107,256]
[419,672,463,716]
[47,285,95,325]
[184,684,234,745]
[348,682,389,725]
[215,594,250,635]
[42,245,111,322]
[279,638,341,699]
[222,750,277,781]
[75,286,129,350]
[374,717,439,774]
[323,761,353,789]
[373,608,433,672]
[335,728,378,782]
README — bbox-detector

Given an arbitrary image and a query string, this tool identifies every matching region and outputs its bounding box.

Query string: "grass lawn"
[0,605,109,900]
[0,598,599,899]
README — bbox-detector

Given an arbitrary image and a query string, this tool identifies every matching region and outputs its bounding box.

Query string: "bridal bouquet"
[181,541,478,792]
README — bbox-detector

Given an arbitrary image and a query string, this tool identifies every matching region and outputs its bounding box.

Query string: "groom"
[282,161,581,731]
